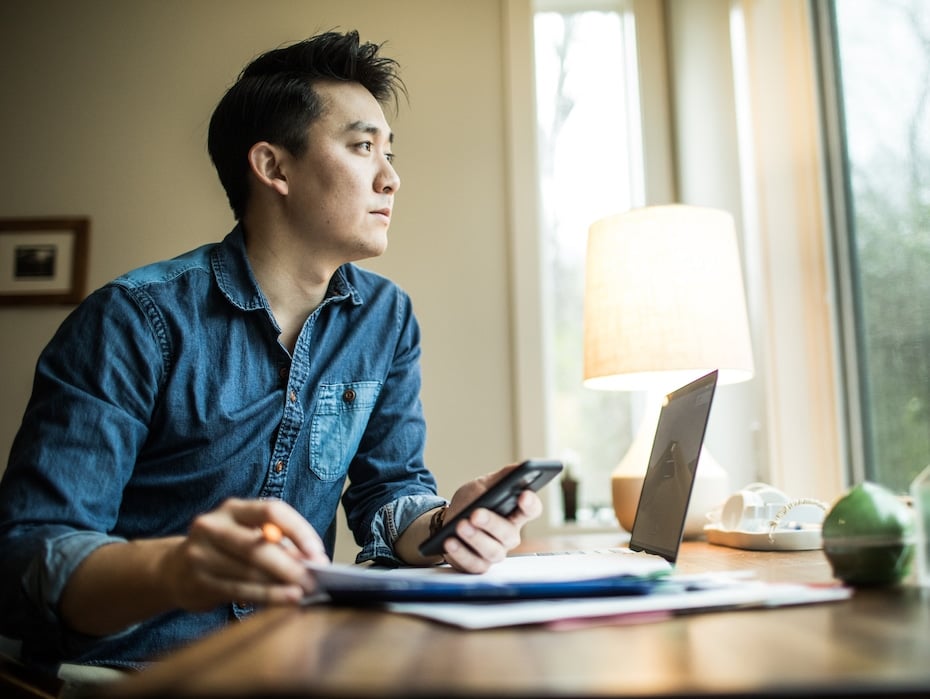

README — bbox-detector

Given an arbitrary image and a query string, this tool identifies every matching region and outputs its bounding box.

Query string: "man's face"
[284,80,400,266]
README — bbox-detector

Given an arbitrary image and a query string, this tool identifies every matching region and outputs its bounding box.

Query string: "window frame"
[728,0,846,502]
[809,0,868,485]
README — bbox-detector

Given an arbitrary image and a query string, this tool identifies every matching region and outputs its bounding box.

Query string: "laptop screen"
[629,370,718,562]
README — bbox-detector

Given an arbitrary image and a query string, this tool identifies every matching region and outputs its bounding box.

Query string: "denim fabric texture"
[0,225,445,670]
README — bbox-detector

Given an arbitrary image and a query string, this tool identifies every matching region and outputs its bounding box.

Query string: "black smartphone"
[418,459,563,557]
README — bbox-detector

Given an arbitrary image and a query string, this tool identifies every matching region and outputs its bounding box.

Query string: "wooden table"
[106,534,930,697]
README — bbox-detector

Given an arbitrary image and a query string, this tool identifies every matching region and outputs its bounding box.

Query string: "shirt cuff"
[356,493,448,566]
[24,530,127,624]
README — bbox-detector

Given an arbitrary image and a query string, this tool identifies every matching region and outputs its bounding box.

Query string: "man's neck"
[242,220,336,353]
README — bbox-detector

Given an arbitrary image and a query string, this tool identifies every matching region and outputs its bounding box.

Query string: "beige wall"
[0,0,517,562]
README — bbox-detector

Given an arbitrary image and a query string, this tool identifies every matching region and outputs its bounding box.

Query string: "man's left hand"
[438,464,544,573]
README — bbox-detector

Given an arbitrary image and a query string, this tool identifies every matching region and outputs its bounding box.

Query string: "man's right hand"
[60,498,329,637]
[165,497,329,611]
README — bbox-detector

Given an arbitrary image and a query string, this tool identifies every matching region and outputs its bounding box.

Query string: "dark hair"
[207,30,406,220]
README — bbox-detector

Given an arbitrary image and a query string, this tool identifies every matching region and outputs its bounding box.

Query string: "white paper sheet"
[384,580,852,629]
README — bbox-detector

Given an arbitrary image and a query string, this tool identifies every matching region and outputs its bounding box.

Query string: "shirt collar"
[211,224,363,311]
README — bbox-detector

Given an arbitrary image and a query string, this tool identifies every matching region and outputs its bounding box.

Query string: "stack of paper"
[305,551,851,629]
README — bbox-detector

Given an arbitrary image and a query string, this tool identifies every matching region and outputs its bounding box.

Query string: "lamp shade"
[583,205,754,391]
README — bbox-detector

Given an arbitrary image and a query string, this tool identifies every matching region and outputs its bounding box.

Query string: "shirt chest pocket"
[308,381,382,481]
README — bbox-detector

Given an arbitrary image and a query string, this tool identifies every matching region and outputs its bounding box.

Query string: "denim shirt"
[0,226,446,670]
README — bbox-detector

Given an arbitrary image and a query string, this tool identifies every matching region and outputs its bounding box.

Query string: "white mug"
[720,483,789,531]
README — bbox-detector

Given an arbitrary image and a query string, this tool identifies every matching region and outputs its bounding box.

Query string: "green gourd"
[821,481,915,586]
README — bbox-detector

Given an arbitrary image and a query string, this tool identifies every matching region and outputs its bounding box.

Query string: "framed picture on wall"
[0,218,89,306]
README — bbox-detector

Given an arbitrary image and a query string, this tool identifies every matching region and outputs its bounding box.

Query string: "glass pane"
[832,0,930,492]
[533,4,643,523]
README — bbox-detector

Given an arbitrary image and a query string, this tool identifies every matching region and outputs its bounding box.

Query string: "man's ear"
[247,142,288,196]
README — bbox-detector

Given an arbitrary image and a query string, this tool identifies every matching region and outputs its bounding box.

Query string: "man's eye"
[386,153,395,164]
[358,141,373,152]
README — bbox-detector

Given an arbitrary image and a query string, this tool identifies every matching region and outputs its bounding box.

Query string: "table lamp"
[582,204,755,537]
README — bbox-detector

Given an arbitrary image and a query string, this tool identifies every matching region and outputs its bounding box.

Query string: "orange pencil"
[261,522,284,544]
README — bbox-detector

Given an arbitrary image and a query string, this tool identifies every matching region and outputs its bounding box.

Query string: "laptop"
[307,370,719,602]
[519,368,718,565]
[628,368,718,562]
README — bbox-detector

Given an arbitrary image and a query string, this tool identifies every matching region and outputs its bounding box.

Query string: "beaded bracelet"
[429,505,448,538]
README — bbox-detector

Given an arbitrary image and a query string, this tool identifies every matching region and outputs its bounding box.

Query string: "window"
[816,0,930,493]
[514,0,853,525]
[532,0,645,524]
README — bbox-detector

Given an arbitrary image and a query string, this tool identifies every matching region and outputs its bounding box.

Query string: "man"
[0,30,541,671]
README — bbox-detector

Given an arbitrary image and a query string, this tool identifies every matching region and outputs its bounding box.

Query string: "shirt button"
[278,366,290,380]
[343,388,356,403]
[274,461,284,473]
[289,390,297,403]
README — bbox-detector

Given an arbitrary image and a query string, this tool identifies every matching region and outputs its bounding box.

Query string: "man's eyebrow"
[346,120,394,144]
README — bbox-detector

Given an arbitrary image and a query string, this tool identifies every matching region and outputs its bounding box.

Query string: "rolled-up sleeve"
[24,532,128,623]
[357,493,448,565]
[0,286,159,647]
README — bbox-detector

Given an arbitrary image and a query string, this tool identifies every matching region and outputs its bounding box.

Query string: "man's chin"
[350,238,388,262]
